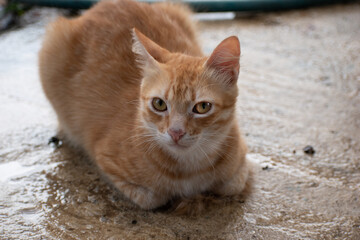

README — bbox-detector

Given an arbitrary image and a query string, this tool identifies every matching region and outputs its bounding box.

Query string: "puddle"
[1,3,360,239]
[0,162,38,181]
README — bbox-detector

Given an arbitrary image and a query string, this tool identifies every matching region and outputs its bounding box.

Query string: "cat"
[39,0,250,213]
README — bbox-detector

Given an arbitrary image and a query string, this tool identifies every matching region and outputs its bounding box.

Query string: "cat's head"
[132,29,240,159]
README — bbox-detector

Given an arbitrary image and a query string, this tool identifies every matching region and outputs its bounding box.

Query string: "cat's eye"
[193,102,212,114]
[152,98,167,112]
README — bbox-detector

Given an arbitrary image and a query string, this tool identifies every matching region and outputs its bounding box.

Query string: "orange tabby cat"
[39,0,249,211]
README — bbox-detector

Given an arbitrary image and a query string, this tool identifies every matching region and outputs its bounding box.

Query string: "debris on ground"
[303,145,316,155]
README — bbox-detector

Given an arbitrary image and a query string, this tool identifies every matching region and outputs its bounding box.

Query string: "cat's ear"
[132,28,170,68]
[205,36,241,86]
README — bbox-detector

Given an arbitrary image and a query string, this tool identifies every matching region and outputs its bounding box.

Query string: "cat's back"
[40,0,203,97]
[39,0,202,151]
[78,0,202,56]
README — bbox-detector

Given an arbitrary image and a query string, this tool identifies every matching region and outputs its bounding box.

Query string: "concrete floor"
[0,3,359,239]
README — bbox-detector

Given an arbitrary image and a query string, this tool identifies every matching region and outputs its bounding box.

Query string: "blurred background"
[0,0,359,239]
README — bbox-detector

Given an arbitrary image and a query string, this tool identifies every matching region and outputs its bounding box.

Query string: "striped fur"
[39,0,249,213]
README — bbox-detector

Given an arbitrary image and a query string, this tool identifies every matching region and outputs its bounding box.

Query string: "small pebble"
[48,136,63,148]
[303,145,315,155]
[100,216,109,223]
[262,165,270,170]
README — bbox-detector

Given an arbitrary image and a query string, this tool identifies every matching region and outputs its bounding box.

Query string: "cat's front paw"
[171,194,220,216]
[212,165,250,196]
[114,181,167,210]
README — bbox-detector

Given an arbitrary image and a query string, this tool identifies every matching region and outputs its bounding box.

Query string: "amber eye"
[193,102,212,114]
[152,98,167,112]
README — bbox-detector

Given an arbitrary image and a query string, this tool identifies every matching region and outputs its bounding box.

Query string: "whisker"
[197,144,216,181]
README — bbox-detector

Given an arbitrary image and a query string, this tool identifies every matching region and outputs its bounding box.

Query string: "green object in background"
[12,0,342,12]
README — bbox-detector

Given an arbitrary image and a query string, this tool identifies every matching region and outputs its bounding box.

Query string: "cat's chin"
[169,142,190,149]
[165,142,193,155]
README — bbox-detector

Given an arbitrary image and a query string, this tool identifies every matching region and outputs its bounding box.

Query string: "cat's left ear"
[132,28,170,68]
[205,36,241,86]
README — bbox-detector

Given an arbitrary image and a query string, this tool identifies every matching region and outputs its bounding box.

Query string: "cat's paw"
[131,187,166,210]
[171,194,220,217]
[213,165,250,196]
[114,181,167,210]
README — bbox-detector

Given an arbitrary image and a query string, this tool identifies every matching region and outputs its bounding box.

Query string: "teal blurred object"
[12,0,342,12]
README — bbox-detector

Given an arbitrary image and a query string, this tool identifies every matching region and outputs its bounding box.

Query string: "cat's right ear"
[132,28,170,70]
[205,36,241,87]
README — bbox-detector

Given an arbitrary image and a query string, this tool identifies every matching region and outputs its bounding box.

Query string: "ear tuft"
[205,36,241,86]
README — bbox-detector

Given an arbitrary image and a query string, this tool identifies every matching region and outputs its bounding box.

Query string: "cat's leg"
[112,180,168,210]
[94,146,168,210]
[171,166,250,216]
[212,163,249,196]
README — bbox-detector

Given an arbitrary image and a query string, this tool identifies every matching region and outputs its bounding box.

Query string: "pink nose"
[168,128,185,143]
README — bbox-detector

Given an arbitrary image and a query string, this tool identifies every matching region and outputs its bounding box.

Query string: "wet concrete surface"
[1,3,360,239]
